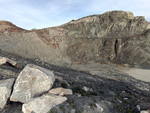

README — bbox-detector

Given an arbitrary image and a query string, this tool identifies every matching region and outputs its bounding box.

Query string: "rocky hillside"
[0,52,149,113]
[0,21,26,34]
[0,11,150,68]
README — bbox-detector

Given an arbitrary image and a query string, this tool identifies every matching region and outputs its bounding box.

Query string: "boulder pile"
[0,63,72,113]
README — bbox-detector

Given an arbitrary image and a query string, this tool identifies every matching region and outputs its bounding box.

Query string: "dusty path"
[71,62,150,83]
[124,68,150,82]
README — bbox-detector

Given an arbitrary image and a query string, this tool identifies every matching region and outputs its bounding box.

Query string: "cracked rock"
[22,94,67,113]
[10,64,55,103]
[0,78,15,109]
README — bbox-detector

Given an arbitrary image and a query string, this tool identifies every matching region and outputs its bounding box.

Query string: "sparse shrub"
[49,109,57,113]
[100,96,104,100]
[67,98,74,106]
[89,102,96,110]
[72,87,86,96]
[61,82,68,88]
[99,90,105,94]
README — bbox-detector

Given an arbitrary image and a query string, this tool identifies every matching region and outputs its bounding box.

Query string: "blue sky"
[0,0,150,30]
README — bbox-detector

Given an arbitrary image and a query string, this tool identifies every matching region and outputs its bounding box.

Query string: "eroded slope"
[0,11,150,67]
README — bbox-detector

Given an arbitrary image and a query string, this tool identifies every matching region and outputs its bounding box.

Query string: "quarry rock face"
[0,78,15,109]
[64,11,150,67]
[0,11,150,67]
[22,94,67,113]
[10,64,55,103]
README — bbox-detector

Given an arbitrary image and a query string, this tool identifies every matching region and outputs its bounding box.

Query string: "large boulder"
[0,78,15,109]
[10,64,55,103]
[22,94,67,113]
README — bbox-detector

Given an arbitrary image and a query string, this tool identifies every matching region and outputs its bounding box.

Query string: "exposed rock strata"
[0,11,150,67]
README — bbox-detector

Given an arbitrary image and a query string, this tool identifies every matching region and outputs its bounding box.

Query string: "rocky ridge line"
[0,11,150,68]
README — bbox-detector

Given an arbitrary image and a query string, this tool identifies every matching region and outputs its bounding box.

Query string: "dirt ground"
[0,50,150,113]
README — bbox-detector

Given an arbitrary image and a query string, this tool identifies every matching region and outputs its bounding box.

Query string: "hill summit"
[0,21,25,34]
[0,11,150,68]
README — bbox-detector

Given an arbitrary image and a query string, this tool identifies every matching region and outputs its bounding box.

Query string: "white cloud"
[0,0,150,29]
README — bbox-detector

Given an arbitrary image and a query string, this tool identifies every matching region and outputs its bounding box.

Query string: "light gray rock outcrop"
[0,78,15,109]
[10,64,55,103]
[22,94,67,113]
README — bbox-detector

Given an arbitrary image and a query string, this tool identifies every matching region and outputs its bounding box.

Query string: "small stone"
[117,99,122,103]
[0,57,17,66]
[49,87,73,96]
[55,75,64,82]
[83,86,89,92]
[10,64,55,103]
[0,78,15,109]
[22,94,67,113]
[123,98,128,100]
[95,103,103,112]
[82,86,93,92]
[123,64,129,67]
[136,105,140,111]
[120,91,126,97]
[5,57,17,66]
[77,94,82,97]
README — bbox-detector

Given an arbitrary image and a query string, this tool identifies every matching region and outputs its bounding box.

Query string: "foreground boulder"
[0,78,15,109]
[10,64,55,103]
[49,87,73,96]
[22,94,67,113]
